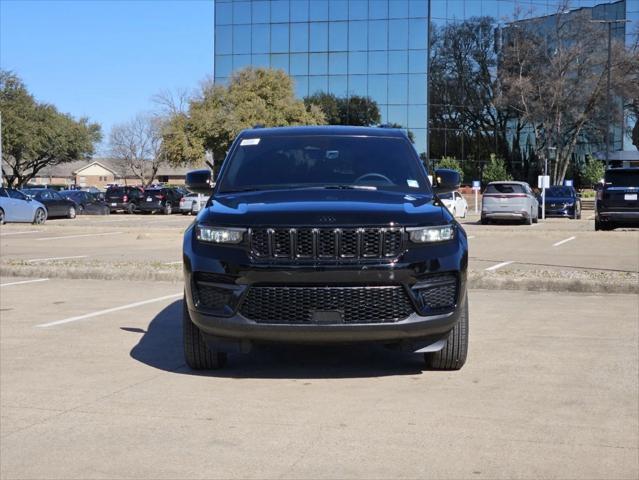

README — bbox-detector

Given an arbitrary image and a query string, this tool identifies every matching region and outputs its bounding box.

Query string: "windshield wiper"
[320,185,378,191]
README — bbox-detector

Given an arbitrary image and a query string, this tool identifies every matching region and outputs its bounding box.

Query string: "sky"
[0,0,214,154]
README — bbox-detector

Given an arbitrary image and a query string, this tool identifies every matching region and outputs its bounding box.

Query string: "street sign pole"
[472,180,481,214]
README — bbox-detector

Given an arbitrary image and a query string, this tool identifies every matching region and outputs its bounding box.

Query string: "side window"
[51,192,62,200]
[0,188,7,198]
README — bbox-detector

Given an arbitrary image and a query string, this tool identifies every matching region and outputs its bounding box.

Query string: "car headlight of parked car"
[407,225,454,243]
[196,225,245,244]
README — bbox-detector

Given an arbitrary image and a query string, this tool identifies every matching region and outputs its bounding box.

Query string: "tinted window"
[546,186,573,197]
[0,188,7,198]
[8,189,27,200]
[220,135,429,193]
[485,184,525,194]
[439,192,453,199]
[107,187,124,195]
[605,170,639,188]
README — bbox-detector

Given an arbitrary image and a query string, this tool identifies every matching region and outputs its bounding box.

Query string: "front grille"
[239,286,414,324]
[249,227,404,261]
[414,274,458,313]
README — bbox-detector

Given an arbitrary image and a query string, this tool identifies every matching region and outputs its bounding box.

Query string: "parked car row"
[105,186,191,214]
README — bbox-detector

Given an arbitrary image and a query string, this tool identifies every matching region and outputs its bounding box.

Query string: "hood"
[199,189,446,227]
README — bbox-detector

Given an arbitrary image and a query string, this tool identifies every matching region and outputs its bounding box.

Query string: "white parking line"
[468,235,475,239]
[36,232,123,241]
[0,278,49,287]
[36,293,182,328]
[164,261,183,265]
[27,255,88,263]
[553,236,576,247]
[485,261,514,272]
[0,230,39,236]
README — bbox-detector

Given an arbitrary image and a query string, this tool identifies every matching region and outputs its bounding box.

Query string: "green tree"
[580,155,605,187]
[163,68,325,170]
[482,154,512,184]
[0,70,101,187]
[436,156,463,181]
[304,92,380,126]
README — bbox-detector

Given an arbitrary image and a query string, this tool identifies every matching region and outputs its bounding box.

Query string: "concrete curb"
[2,262,637,294]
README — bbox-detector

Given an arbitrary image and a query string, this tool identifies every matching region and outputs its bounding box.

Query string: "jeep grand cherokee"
[182,126,469,370]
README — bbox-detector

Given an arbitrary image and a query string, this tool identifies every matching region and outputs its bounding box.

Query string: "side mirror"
[185,170,213,195]
[432,169,461,195]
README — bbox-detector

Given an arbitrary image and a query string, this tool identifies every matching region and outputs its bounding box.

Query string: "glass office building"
[214,0,637,170]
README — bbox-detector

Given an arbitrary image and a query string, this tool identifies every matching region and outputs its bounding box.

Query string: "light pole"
[590,19,630,168]
[542,146,556,220]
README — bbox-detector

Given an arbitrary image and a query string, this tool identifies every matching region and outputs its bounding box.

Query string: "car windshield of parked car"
[546,186,573,197]
[438,192,453,199]
[605,170,639,187]
[219,135,430,193]
[484,183,525,194]
[7,189,27,200]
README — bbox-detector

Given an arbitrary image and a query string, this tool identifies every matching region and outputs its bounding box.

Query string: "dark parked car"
[539,186,581,219]
[105,186,144,213]
[22,188,78,219]
[182,126,468,371]
[60,190,110,215]
[137,187,183,214]
[595,168,639,231]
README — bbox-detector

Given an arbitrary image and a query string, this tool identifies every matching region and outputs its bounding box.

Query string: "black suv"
[182,126,468,370]
[137,187,183,214]
[105,186,144,214]
[595,168,639,231]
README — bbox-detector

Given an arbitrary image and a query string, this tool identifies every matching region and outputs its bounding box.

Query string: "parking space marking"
[553,236,576,247]
[27,255,88,263]
[36,293,182,328]
[35,232,123,241]
[0,230,39,236]
[0,278,49,287]
[467,235,475,239]
[164,261,182,265]
[485,261,514,271]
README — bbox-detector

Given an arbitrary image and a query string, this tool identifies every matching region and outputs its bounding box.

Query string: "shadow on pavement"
[127,300,425,379]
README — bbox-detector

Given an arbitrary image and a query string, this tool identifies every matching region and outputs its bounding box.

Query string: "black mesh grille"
[249,227,404,261]
[194,284,232,309]
[416,275,458,312]
[239,286,414,324]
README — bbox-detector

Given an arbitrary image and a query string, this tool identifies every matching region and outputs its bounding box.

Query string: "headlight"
[196,225,245,244]
[407,225,454,243]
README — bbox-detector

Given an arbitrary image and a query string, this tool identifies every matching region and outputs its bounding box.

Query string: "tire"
[127,203,135,214]
[595,219,601,231]
[480,216,489,225]
[525,211,533,225]
[164,203,172,215]
[425,295,469,370]
[33,208,46,225]
[67,206,76,219]
[532,212,538,223]
[77,204,85,215]
[183,297,227,370]
[462,207,467,218]
[0,208,5,225]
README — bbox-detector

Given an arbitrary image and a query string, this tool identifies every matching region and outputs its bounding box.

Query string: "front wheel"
[425,296,469,370]
[68,206,76,219]
[127,203,135,214]
[164,203,172,215]
[33,208,46,225]
[183,297,227,370]
[0,208,5,225]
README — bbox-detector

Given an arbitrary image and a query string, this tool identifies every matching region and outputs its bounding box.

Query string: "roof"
[34,158,205,179]
[73,160,119,175]
[238,125,409,138]
[594,151,639,162]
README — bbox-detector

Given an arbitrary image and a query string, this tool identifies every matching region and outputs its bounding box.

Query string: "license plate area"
[110,203,117,206]
[624,193,638,201]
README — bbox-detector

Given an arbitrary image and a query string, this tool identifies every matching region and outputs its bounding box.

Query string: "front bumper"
[183,224,468,348]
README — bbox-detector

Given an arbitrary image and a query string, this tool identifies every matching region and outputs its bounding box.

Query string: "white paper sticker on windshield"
[407,179,419,188]
[240,138,260,146]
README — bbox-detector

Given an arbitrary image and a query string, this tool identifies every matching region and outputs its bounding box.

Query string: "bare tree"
[499,3,639,184]
[151,88,190,117]
[109,114,165,186]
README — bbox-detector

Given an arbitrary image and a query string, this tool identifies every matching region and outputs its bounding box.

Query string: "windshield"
[438,192,453,199]
[218,135,429,193]
[546,186,573,197]
[605,170,639,188]
[485,183,525,194]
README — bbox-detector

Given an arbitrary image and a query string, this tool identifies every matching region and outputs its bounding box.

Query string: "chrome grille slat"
[249,227,404,261]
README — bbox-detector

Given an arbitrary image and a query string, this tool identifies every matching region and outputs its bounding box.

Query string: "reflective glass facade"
[214,0,637,169]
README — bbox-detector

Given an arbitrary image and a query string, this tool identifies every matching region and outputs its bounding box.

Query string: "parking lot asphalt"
[1,213,637,278]
[0,277,637,479]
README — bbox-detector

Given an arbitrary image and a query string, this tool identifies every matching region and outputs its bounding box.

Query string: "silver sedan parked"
[0,187,48,224]
[481,181,539,225]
